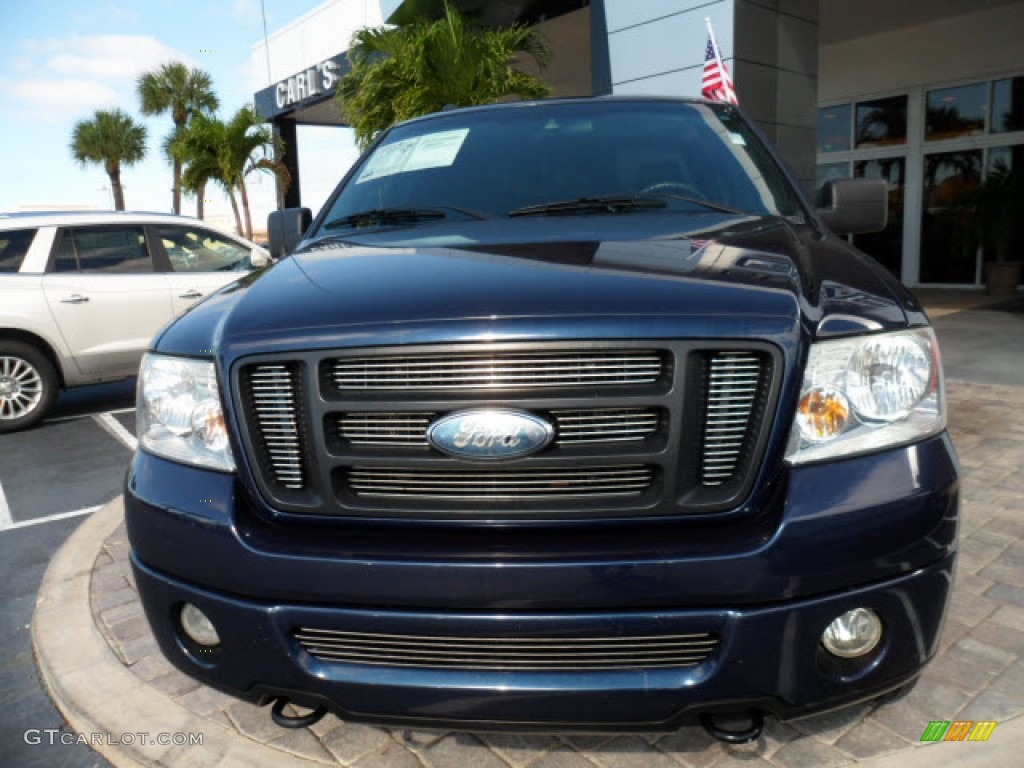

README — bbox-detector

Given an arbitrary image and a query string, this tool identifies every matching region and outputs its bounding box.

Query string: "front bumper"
[133,553,953,729]
[125,432,958,728]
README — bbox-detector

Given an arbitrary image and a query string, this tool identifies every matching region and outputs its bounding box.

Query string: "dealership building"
[252,0,1024,288]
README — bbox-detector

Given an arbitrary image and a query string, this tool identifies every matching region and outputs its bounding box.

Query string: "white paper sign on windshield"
[355,129,469,184]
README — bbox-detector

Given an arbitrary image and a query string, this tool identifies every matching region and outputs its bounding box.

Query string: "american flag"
[701,24,738,105]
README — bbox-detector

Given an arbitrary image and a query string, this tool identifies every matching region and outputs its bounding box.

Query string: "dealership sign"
[274,60,341,109]
[254,52,350,120]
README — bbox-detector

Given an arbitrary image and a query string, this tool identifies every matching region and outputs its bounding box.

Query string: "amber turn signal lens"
[796,387,850,442]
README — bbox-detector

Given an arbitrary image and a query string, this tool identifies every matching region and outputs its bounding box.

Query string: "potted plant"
[975,165,1024,295]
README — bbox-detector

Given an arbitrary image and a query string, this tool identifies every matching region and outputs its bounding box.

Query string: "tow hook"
[270,697,329,729]
[699,710,765,744]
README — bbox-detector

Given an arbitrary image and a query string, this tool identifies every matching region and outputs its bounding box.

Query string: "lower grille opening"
[344,465,655,500]
[295,628,719,670]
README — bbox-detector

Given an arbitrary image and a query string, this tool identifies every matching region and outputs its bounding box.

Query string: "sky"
[0,0,363,233]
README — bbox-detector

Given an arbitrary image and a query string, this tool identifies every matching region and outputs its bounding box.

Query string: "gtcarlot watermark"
[24,729,204,747]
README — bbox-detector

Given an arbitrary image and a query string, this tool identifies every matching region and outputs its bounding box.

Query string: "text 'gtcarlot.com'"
[24,729,204,746]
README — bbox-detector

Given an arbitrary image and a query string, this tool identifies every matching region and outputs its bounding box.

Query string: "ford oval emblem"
[427,410,554,460]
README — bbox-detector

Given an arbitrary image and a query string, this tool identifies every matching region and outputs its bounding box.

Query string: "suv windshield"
[316,100,803,234]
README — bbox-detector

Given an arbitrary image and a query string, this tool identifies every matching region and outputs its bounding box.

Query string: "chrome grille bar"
[339,412,435,446]
[295,627,718,670]
[347,465,654,500]
[328,351,663,390]
[553,408,659,444]
[337,408,660,447]
[701,352,762,486]
[247,365,305,489]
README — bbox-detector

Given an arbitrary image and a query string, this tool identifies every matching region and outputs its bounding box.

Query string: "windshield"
[315,100,803,235]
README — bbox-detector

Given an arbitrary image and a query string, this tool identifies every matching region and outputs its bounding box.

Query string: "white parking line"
[3,505,102,531]
[42,413,91,424]
[94,412,138,451]
[0,481,13,531]
[45,406,135,424]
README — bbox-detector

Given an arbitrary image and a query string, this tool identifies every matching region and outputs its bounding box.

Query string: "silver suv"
[0,211,269,432]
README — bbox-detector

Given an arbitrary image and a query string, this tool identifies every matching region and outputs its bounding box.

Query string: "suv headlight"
[785,328,945,465]
[138,353,235,472]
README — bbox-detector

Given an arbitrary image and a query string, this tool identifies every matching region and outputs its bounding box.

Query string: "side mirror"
[268,207,312,259]
[817,179,888,236]
[250,246,271,269]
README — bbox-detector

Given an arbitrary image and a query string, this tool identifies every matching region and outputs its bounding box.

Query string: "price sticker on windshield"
[356,129,469,184]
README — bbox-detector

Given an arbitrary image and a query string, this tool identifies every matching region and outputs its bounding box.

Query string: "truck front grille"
[295,627,719,670]
[234,341,778,519]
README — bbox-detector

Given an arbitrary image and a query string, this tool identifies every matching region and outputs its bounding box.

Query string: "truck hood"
[155,214,912,359]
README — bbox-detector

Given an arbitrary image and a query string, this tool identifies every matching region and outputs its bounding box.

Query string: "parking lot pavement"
[0,519,112,768]
[0,380,135,530]
[0,381,131,768]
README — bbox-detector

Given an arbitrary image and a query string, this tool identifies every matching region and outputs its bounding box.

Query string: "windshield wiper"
[645,193,756,217]
[323,204,493,231]
[509,193,759,219]
[323,207,448,230]
[508,195,667,218]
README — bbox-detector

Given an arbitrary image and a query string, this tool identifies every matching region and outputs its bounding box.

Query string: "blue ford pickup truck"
[125,97,958,741]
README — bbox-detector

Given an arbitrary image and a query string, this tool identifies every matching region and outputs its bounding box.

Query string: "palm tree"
[167,127,218,221]
[70,109,147,210]
[221,106,290,240]
[174,107,289,239]
[137,62,219,214]
[336,3,550,149]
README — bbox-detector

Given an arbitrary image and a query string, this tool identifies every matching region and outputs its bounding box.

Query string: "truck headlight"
[785,328,944,465]
[138,353,235,472]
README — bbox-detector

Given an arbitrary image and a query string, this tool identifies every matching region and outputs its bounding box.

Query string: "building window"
[926,83,987,141]
[982,144,1024,265]
[920,150,983,284]
[818,74,1024,285]
[855,96,907,148]
[989,144,1024,174]
[817,105,851,153]
[991,77,1024,134]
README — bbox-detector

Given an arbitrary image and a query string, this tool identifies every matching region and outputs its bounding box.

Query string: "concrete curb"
[32,498,314,768]
[32,496,1024,768]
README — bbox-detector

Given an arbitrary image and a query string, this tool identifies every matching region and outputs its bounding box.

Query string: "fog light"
[821,608,882,658]
[180,603,220,647]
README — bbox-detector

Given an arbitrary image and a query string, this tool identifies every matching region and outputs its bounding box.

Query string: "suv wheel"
[0,341,58,433]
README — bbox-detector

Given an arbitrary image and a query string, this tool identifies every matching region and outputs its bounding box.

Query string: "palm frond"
[335,6,550,149]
